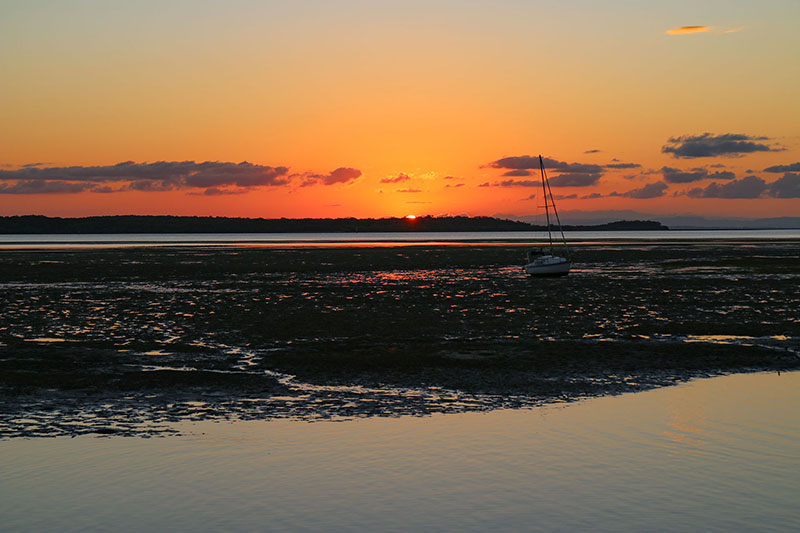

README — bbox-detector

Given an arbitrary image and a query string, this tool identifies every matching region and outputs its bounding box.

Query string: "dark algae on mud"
[1,241,798,437]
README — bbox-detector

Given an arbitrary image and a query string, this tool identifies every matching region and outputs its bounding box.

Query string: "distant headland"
[0,215,668,234]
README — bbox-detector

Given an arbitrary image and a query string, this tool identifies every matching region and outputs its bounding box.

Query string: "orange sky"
[1,1,799,220]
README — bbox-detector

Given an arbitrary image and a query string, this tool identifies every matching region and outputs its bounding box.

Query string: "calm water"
[2,371,798,532]
[1,228,800,247]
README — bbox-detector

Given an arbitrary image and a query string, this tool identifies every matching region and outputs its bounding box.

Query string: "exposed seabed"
[1,241,798,437]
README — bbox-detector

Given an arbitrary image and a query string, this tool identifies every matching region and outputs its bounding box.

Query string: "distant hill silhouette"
[0,215,668,234]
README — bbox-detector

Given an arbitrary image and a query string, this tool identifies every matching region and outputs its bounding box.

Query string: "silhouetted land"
[0,215,667,234]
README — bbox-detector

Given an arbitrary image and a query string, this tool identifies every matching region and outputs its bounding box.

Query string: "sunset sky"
[1,0,799,220]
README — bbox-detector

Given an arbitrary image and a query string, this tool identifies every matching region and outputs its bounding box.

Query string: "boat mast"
[539,155,553,251]
[541,155,570,258]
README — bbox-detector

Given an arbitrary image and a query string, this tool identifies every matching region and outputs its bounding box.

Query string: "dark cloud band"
[661,166,736,183]
[0,161,362,194]
[764,162,800,173]
[662,133,779,158]
[686,173,800,199]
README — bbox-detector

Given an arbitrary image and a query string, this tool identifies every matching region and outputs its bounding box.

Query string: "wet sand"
[1,241,798,437]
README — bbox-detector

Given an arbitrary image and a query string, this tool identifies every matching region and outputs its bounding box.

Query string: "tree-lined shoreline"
[0,215,667,234]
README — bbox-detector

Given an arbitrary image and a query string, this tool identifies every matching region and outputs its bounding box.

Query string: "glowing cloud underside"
[666,26,711,35]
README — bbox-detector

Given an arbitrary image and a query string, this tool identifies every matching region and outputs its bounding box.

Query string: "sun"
[404,215,416,219]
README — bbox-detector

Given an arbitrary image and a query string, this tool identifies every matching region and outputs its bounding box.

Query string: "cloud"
[397,188,422,193]
[767,173,800,198]
[487,156,604,175]
[602,181,670,199]
[494,179,540,187]
[661,133,779,158]
[442,175,459,180]
[686,173,800,199]
[197,187,249,196]
[502,169,531,177]
[548,173,601,187]
[548,161,604,175]
[605,162,641,169]
[0,180,91,194]
[128,180,178,192]
[488,172,600,188]
[522,194,536,201]
[584,149,602,154]
[90,185,117,194]
[380,173,411,183]
[0,161,293,193]
[486,155,540,170]
[486,155,605,191]
[553,194,578,200]
[477,182,490,187]
[764,162,800,173]
[619,181,669,199]
[661,166,736,183]
[305,167,362,186]
[666,26,711,35]
[184,163,290,188]
[687,176,768,198]
[445,183,465,188]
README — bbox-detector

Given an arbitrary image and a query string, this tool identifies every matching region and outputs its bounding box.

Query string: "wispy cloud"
[380,173,411,184]
[198,187,249,196]
[493,179,540,187]
[588,181,670,199]
[502,169,532,177]
[666,26,711,35]
[581,192,604,200]
[605,162,641,170]
[615,181,669,199]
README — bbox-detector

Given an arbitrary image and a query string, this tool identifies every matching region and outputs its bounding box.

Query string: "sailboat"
[524,155,571,276]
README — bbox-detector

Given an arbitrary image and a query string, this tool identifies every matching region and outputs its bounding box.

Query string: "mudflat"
[1,241,798,437]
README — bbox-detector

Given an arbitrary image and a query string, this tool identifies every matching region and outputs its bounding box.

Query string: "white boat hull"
[524,256,571,276]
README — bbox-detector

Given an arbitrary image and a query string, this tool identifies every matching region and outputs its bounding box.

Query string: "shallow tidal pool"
[2,371,798,532]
